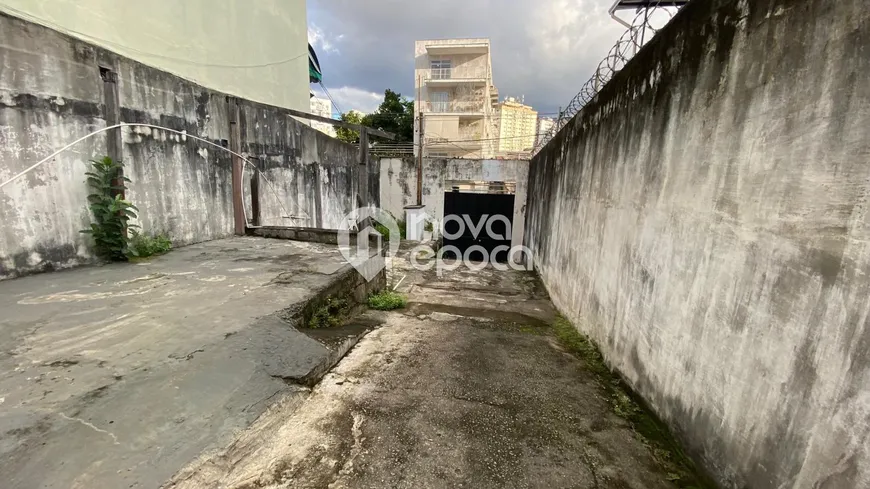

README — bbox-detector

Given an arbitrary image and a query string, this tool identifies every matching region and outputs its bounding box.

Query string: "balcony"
[421,101,486,117]
[425,136,483,150]
[424,42,489,55]
[423,68,488,86]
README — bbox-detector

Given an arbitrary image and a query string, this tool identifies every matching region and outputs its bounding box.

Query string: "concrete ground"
[0,237,363,489]
[167,250,680,489]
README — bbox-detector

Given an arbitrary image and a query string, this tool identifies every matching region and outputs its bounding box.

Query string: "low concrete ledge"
[248,225,383,249]
[248,226,342,245]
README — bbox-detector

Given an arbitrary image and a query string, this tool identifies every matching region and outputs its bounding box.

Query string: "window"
[430,91,449,112]
[430,58,452,79]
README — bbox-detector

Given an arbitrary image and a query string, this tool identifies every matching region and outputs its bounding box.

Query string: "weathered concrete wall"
[0,12,361,280]
[380,157,528,249]
[525,0,870,488]
[240,104,361,230]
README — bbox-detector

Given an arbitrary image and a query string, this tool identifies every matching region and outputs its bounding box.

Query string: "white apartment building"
[414,39,498,159]
[309,96,337,138]
[495,97,538,156]
[533,117,557,152]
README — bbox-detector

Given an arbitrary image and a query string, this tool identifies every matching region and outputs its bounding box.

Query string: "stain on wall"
[0,11,362,280]
[525,0,870,488]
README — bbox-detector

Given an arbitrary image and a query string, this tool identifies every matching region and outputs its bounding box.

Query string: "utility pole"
[416,111,424,206]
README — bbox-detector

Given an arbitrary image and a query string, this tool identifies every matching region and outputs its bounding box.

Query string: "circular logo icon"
[337,207,401,280]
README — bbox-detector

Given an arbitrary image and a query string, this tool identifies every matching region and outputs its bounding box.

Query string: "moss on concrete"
[551,315,718,489]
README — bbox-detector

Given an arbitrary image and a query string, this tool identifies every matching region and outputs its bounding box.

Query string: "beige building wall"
[413,38,497,159]
[0,0,309,111]
[497,97,538,155]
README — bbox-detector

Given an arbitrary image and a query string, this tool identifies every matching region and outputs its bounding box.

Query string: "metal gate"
[442,191,515,263]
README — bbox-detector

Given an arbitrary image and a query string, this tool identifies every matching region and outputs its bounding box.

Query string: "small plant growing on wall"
[81,156,138,261]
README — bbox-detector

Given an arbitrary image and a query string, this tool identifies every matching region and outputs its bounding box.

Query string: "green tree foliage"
[366,89,414,142]
[81,157,138,261]
[334,89,415,144]
[335,110,365,144]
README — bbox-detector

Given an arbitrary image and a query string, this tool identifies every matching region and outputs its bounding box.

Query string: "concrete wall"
[0,0,309,112]
[525,0,870,488]
[380,157,528,250]
[0,12,361,280]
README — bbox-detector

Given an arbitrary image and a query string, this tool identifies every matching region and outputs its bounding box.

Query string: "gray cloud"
[308,0,626,115]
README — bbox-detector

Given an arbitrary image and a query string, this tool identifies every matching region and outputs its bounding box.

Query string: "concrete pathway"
[168,253,682,489]
[0,237,361,489]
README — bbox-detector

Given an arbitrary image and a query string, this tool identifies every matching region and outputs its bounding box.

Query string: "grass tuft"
[129,231,172,258]
[367,290,407,311]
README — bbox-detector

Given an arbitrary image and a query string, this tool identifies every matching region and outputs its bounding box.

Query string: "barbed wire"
[532,1,684,155]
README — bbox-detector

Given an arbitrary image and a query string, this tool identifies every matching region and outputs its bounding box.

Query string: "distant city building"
[495,97,538,156]
[414,38,499,159]
[535,117,556,148]
[309,96,337,138]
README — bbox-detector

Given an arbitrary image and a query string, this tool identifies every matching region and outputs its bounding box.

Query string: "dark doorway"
[442,192,515,262]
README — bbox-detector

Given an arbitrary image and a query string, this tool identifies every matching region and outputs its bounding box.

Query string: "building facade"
[495,97,538,156]
[309,96,337,138]
[414,39,498,159]
[0,0,309,111]
[535,117,557,149]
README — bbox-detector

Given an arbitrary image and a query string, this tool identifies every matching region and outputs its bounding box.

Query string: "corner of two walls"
[525,0,870,488]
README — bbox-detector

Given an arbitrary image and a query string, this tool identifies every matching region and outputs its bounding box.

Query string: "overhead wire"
[317,82,345,116]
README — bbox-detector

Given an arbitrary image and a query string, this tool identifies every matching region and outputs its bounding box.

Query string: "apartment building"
[536,117,556,146]
[495,97,538,157]
[309,96,337,138]
[414,39,498,159]
[0,0,309,111]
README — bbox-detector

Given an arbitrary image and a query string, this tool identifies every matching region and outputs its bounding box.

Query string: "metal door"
[442,191,515,263]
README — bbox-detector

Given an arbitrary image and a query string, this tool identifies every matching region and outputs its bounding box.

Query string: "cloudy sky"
[307,0,628,116]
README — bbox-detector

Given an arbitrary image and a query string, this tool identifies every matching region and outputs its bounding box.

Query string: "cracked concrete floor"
[167,258,679,489]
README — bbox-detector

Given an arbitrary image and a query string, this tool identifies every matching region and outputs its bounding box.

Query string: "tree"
[334,90,415,144]
[335,110,364,144]
[366,89,414,142]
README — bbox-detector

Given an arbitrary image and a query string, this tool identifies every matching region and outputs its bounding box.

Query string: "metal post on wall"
[416,111,424,206]
[250,157,261,227]
[228,98,245,235]
[100,67,123,198]
[359,127,369,207]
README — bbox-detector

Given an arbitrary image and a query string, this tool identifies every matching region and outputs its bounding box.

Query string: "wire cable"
[0,123,300,224]
[318,82,345,116]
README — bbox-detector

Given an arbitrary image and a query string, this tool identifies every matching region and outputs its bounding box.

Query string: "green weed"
[367,290,407,310]
[130,231,172,258]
